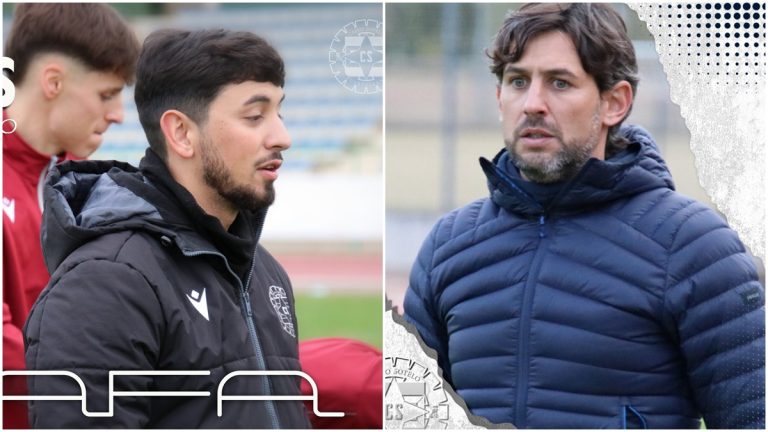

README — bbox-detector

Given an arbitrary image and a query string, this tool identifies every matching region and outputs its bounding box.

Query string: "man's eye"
[247,115,264,122]
[509,77,527,88]
[553,79,569,90]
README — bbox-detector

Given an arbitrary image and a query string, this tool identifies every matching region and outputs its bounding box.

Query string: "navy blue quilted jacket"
[404,126,765,429]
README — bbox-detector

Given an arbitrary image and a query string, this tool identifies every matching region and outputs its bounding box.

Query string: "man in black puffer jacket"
[404,4,764,429]
[23,29,312,428]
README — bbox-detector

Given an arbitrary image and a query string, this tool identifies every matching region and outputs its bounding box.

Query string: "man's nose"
[266,116,292,150]
[523,81,548,117]
[105,97,125,124]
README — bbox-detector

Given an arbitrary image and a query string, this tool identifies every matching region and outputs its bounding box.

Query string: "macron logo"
[186,288,209,321]
[3,197,15,223]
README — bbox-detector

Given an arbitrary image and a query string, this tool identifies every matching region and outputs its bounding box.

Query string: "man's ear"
[40,63,65,100]
[160,110,198,159]
[601,80,633,127]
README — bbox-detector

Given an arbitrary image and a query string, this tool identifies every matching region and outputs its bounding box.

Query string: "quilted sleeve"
[402,221,453,384]
[24,259,164,428]
[663,204,764,429]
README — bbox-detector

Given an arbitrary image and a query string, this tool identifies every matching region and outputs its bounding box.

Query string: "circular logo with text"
[385,356,450,429]
[329,19,382,94]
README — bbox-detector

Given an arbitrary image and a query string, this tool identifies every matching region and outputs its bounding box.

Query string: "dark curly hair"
[488,3,639,154]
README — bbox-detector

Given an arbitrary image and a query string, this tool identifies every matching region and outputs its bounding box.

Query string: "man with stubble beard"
[24,29,310,428]
[404,3,764,429]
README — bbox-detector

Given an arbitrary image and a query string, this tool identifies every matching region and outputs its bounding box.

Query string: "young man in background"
[2,4,139,427]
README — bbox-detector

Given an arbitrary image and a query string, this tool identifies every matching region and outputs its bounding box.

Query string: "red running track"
[273,253,382,293]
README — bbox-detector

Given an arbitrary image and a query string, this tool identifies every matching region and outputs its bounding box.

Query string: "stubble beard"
[506,110,601,184]
[200,136,276,212]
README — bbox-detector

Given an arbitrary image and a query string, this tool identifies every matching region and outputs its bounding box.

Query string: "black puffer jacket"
[24,149,311,428]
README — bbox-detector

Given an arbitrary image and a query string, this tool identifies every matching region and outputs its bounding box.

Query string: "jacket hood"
[480,124,675,216]
[41,153,266,274]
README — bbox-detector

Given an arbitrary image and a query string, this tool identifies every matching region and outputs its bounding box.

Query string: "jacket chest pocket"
[619,397,648,429]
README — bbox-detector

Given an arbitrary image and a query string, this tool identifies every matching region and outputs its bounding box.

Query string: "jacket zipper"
[489,159,587,426]
[182,248,281,429]
[488,158,549,426]
[514,212,550,427]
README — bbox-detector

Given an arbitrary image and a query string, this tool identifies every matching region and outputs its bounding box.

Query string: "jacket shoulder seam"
[433,198,503,250]
[429,199,512,276]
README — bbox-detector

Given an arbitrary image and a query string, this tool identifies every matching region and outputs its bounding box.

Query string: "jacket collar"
[481,125,675,217]
[3,114,57,185]
[3,111,85,188]
[138,149,260,275]
[42,149,267,276]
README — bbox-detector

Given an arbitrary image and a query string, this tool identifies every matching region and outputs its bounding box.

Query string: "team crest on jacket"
[269,285,295,337]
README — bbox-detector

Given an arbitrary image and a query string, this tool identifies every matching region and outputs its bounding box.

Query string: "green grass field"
[295,293,382,349]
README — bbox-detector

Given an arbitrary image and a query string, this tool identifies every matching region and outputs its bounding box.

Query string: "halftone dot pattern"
[632,4,765,429]
[631,3,765,262]
[638,2,766,85]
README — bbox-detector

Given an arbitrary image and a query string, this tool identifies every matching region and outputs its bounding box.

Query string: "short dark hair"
[4,3,139,85]
[488,3,639,153]
[134,29,285,161]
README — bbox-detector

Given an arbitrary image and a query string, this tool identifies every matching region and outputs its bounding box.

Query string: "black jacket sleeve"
[24,259,164,428]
